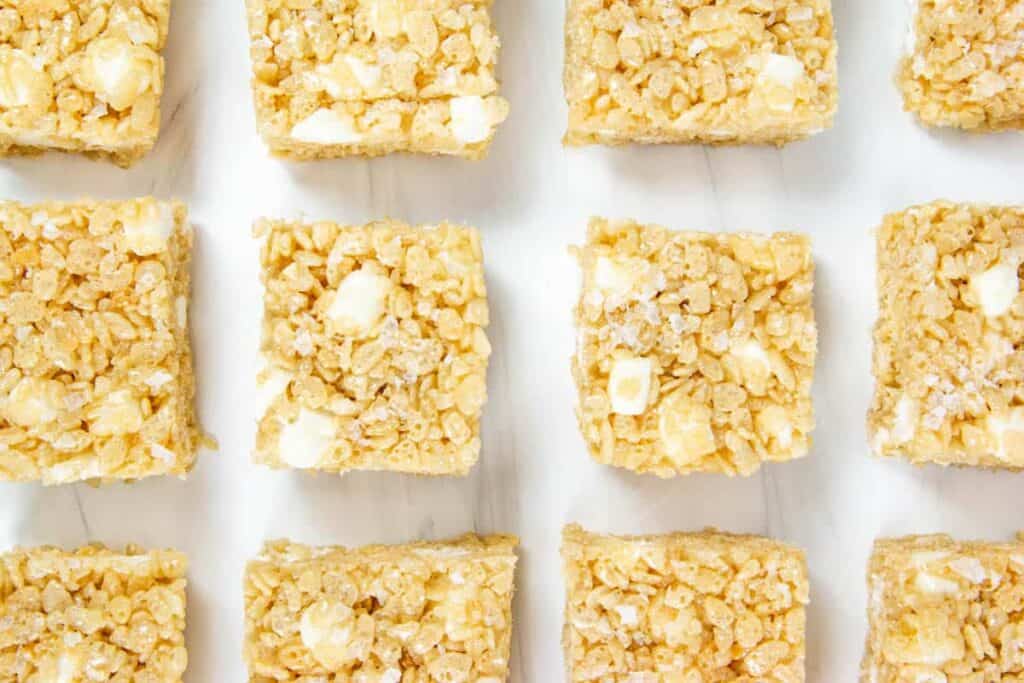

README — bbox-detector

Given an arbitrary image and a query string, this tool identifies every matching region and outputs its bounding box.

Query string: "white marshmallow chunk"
[948,557,987,583]
[449,96,491,144]
[176,296,188,329]
[299,600,354,668]
[891,395,918,444]
[914,571,959,595]
[609,357,652,415]
[987,407,1024,463]
[53,652,81,683]
[0,48,39,108]
[594,256,635,294]
[615,605,639,626]
[256,362,293,414]
[85,38,153,111]
[971,262,1019,317]
[278,409,338,469]
[5,377,64,427]
[123,202,175,256]
[327,267,392,334]
[291,108,363,145]
[760,53,805,88]
[910,551,950,567]
[731,339,772,381]
[345,56,382,88]
[687,38,708,58]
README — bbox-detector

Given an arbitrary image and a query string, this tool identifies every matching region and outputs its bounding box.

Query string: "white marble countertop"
[4,0,1024,680]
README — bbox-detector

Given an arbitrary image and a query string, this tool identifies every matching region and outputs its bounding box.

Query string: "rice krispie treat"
[862,533,1024,683]
[244,534,517,681]
[0,199,207,485]
[0,0,170,166]
[561,524,808,682]
[898,0,1024,130]
[255,218,490,476]
[245,0,509,160]
[572,218,816,477]
[0,544,188,682]
[563,0,838,147]
[869,202,1024,468]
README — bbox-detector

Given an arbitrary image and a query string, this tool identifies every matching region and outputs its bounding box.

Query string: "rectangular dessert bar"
[0,198,206,484]
[563,0,838,146]
[0,544,188,682]
[898,0,1024,130]
[561,524,809,682]
[869,201,1024,468]
[244,0,509,159]
[243,534,517,681]
[862,533,1024,682]
[0,0,170,166]
[572,218,816,477]
[255,218,490,476]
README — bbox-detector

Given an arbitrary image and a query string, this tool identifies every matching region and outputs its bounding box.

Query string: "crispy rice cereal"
[862,534,1024,683]
[0,199,207,485]
[255,218,490,476]
[563,0,838,146]
[898,0,1024,131]
[0,544,188,682]
[245,0,509,160]
[244,534,517,682]
[869,202,1024,468]
[572,218,816,477]
[0,0,170,167]
[561,524,808,682]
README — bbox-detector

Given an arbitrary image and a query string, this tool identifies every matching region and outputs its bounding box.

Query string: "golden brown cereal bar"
[572,218,816,477]
[869,202,1024,468]
[243,534,517,682]
[563,0,838,146]
[0,544,188,682]
[561,524,809,682]
[0,0,170,166]
[244,0,509,159]
[862,533,1024,683]
[0,199,207,485]
[898,0,1024,130]
[255,218,490,476]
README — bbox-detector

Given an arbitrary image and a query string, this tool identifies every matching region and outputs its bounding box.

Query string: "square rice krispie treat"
[562,524,808,682]
[572,218,816,477]
[255,218,490,476]
[244,534,517,681]
[245,0,509,160]
[899,0,1024,130]
[0,0,170,166]
[563,0,838,147]
[869,202,1024,468]
[0,199,207,484]
[862,533,1024,683]
[0,544,188,682]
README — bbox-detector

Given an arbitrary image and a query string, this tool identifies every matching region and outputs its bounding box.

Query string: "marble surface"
[4,0,1024,680]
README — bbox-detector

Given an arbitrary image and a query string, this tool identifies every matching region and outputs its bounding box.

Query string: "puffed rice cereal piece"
[898,0,1024,130]
[244,0,509,159]
[572,218,816,477]
[255,218,490,476]
[0,0,170,166]
[562,524,809,682]
[0,199,210,485]
[862,533,1024,683]
[563,0,838,146]
[869,201,1024,468]
[0,544,188,682]
[243,534,517,682]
